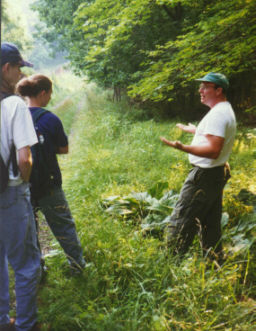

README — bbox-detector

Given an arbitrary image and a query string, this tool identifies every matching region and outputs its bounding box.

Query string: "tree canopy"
[1,0,31,51]
[33,0,256,117]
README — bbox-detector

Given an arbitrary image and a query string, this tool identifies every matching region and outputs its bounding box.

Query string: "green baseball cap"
[196,72,229,91]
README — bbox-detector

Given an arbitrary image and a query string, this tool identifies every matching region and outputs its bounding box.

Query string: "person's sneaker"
[0,318,15,331]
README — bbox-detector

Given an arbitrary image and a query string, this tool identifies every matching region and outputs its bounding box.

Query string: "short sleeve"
[203,108,227,138]
[12,98,38,150]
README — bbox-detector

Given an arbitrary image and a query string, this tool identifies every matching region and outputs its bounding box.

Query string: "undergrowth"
[34,83,256,330]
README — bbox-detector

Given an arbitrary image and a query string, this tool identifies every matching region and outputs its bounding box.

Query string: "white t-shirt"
[188,101,236,168]
[0,95,38,184]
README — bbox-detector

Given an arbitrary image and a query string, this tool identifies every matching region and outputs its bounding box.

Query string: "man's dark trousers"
[167,165,229,258]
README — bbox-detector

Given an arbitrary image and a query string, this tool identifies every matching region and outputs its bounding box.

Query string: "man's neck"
[1,78,15,96]
[28,99,43,108]
[209,96,227,109]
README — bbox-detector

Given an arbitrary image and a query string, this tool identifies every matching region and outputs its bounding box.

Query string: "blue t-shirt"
[29,107,68,187]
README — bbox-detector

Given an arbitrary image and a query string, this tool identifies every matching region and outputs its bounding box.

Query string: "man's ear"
[39,90,46,97]
[2,63,10,74]
[216,86,223,96]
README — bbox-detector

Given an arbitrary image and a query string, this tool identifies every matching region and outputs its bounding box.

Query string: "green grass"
[33,79,256,330]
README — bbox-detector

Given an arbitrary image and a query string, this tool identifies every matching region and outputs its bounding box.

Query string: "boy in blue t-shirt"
[17,74,85,275]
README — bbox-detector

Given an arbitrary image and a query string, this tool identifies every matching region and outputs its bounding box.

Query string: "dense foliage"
[33,0,256,118]
[1,0,66,70]
[1,0,31,50]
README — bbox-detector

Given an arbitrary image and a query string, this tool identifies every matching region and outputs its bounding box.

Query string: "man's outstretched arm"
[176,123,196,134]
[160,134,224,159]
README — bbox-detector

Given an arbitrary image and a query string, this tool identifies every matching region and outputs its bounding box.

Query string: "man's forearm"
[161,139,218,158]
[160,134,224,159]
[18,146,33,182]
[19,162,32,182]
[179,143,220,159]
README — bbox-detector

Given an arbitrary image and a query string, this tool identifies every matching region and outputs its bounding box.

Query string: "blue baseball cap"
[196,72,229,91]
[1,42,33,67]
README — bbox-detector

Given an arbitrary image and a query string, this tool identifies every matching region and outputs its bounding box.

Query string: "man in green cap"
[160,72,236,261]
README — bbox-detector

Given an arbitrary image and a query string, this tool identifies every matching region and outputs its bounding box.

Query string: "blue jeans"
[0,183,41,331]
[37,187,85,269]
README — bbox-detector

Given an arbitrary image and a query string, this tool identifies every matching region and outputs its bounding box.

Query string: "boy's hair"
[17,74,52,97]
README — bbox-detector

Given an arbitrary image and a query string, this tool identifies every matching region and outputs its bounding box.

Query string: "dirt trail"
[52,96,71,110]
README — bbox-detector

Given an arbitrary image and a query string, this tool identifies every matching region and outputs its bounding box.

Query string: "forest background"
[2,0,256,330]
[2,0,256,121]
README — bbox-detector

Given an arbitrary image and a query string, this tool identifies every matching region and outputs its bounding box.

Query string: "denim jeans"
[0,183,41,331]
[37,187,85,269]
[166,166,228,259]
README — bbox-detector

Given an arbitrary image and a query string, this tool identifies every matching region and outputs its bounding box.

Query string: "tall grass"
[36,82,256,330]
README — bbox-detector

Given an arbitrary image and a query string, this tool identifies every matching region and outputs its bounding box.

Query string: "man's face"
[198,82,219,107]
[3,63,22,87]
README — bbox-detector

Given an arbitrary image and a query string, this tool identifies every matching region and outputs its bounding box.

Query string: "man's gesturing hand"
[176,123,196,134]
[160,137,183,150]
